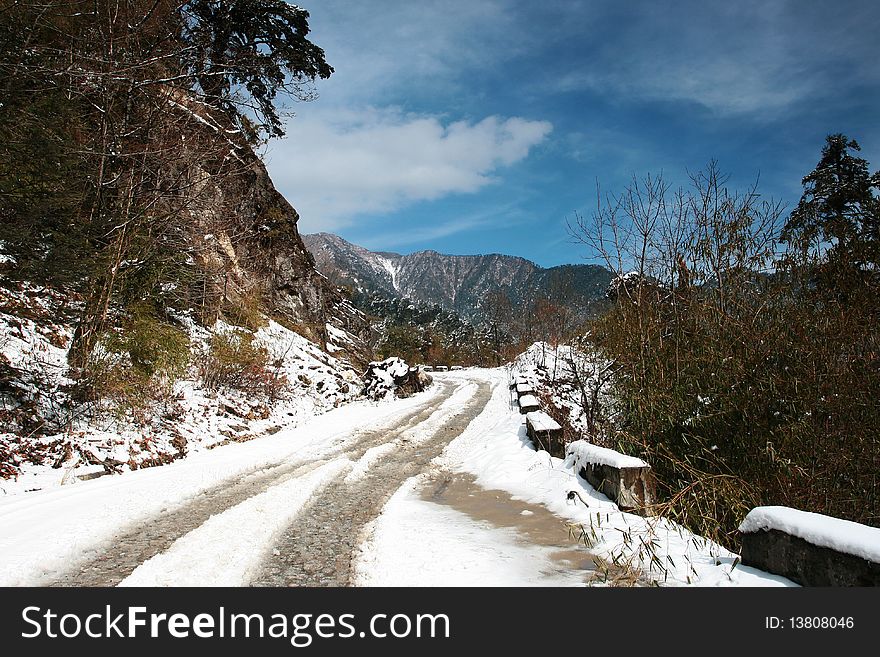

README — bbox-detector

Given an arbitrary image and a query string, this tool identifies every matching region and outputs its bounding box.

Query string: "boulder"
[363,357,432,400]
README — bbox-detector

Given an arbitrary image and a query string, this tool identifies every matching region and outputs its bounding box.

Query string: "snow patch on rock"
[362,357,431,400]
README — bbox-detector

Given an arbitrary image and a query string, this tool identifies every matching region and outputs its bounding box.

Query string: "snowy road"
[0,368,792,587]
[0,372,499,586]
[249,380,492,586]
[47,378,487,586]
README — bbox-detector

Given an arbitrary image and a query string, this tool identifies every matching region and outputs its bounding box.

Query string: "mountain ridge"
[302,232,612,324]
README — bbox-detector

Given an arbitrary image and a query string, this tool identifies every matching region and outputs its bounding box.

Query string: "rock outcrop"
[171,102,372,368]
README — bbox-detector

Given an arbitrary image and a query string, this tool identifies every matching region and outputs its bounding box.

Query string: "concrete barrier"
[525,411,564,457]
[515,383,534,398]
[566,440,656,515]
[739,506,880,586]
[509,374,528,390]
[517,394,540,414]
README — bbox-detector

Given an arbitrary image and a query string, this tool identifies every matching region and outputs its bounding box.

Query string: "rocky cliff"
[161,103,373,368]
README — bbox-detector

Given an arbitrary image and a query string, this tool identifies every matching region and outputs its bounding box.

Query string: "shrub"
[571,159,880,550]
[223,287,268,332]
[71,308,190,423]
[199,330,286,398]
[106,307,191,379]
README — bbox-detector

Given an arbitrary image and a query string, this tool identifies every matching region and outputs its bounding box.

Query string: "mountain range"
[302,232,612,324]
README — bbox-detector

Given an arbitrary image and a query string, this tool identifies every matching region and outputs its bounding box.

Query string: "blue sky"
[264,0,880,268]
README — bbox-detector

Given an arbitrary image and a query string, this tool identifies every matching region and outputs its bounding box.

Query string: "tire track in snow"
[249,378,494,587]
[118,459,353,586]
[43,381,459,587]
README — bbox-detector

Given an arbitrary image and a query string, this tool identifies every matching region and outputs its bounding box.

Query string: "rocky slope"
[0,99,373,485]
[169,108,372,368]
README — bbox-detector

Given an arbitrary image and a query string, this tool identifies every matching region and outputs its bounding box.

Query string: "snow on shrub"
[511,341,615,439]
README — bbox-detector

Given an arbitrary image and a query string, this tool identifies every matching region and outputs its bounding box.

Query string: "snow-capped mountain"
[302,232,612,322]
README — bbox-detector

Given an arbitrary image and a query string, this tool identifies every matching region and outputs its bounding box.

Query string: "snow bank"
[0,307,363,494]
[566,439,648,470]
[0,384,443,585]
[425,369,793,587]
[739,506,880,564]
[353,474,586,587]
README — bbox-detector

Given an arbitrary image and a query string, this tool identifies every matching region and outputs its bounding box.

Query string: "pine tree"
[781,134,880,274]
[183,0,334,138]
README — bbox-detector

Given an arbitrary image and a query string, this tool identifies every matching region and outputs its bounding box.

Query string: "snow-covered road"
[0,371,498,586]
[0,368,793,587]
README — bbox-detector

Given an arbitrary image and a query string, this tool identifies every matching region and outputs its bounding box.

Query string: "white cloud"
[356,200,528,250]
[546,0,880,116]
[556,61,809,116]
[300,0,526,107]
[265,108,552,232]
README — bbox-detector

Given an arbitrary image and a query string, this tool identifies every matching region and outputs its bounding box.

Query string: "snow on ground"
[0,280,363,494]
[0,384,442,586]
[1,359,796,588]
[740,506,880,563]
[325,322,355,353]
[511,341,614,437]
[345,443,398,483]
[397,380,477,445]
[120,459,352,587]
[353,474,586,587]
[345,380,477,484]
[375,256,400,292]
[358,368,794,587]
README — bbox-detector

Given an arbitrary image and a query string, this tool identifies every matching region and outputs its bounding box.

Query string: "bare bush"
[568,161,880,549]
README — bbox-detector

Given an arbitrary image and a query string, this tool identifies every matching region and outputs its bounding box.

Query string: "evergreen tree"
[0,0,334,369]
[183,0,333,138]
[781,134,880,274]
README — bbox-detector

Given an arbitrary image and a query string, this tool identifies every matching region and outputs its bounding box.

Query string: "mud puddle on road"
[422,473,634,585]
